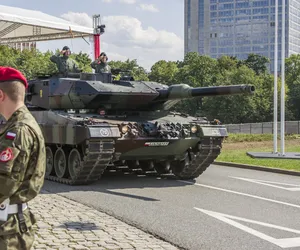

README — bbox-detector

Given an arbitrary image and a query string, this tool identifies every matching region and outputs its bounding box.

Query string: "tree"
[148,60,178,85]
[1,45,299,124]
[108,59,149,81]
[285,54,300,120]
[201,65,271,123]
[174,52,219,87]
[0,45,19,68]
[217,55,239,72]
[286,54,300,85]
[71,52,92,73]
[240,53,270,75]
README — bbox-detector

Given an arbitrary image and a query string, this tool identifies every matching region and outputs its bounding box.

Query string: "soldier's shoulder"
[50,54,58,60]
[2,124,34,150]
[16,111,44,141]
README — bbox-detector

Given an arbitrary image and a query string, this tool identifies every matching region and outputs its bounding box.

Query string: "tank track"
[171,137,223,179]
[45,138,116,185]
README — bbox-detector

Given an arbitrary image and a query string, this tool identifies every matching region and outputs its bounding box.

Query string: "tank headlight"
[121,125,129,134]
[191,125,198,133]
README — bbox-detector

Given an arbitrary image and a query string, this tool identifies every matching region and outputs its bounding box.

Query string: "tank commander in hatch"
[91,52,111,73]
[50,46,81,76]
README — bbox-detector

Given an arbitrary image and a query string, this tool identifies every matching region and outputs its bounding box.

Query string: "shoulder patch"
[5,132,16,140]
[0,148,13,162]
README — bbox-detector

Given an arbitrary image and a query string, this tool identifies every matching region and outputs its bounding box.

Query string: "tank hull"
[17,110,228,185]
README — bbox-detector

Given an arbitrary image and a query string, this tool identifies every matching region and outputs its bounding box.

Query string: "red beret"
[0,66,28,89]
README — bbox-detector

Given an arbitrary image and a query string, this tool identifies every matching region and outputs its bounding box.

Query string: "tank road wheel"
[68,149,83,180]
[126,160,139,170]
[139,160,155,172]
[45,147,54,177]
[171,150,208,179]
[171,152,191,178]
[154,161,171,175]
[54,148,69,178]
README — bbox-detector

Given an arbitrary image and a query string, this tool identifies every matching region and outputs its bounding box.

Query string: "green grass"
[217,134,300,171]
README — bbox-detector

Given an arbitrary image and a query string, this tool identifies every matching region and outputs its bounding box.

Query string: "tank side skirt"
[45,138,116,185]
[42,124,120,185]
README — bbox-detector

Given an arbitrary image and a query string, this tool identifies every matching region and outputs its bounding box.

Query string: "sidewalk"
[29,190,179,250]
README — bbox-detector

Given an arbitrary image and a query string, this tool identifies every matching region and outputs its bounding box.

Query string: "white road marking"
[194,207,300,248]
[229,176,300,191]
[178,180,300,209]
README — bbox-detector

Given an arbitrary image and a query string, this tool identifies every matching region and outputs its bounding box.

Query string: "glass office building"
[184,0,300,72]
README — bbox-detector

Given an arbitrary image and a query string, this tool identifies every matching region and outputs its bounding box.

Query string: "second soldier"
[50,46,81,76]
[91,52,111,73]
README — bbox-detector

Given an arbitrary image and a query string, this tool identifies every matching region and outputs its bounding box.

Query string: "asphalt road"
[42,165,300,250]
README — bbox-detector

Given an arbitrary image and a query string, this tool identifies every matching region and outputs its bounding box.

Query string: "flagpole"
[273,0,278,154]
[280,0,285,156]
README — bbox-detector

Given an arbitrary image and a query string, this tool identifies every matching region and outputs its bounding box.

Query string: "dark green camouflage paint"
[20,72,254,185]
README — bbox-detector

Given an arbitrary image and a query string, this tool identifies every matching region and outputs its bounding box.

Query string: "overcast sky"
[0,0,184,70]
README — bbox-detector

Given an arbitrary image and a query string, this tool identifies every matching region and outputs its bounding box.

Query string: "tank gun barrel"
[157,84,255,101]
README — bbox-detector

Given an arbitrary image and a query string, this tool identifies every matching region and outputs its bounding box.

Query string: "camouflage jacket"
[0,105,46,235]
[91,61,111,73]
[50,54,80,75]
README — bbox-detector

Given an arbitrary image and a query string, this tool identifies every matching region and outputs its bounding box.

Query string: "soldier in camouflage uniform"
[50,46,81,76]
[0,66,46,249]
[91,52,111,73]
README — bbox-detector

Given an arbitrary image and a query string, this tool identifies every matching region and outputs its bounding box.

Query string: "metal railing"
[224,121,300,134]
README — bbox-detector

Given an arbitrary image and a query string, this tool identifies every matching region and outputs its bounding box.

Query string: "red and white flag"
[5,132,16,140]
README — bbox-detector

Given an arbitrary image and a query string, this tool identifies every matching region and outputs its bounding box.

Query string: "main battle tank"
[23,71,255,185]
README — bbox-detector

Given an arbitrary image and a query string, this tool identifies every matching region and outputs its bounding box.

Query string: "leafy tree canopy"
[0,45,296,124]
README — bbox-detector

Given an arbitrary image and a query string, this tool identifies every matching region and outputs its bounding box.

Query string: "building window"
[218,3,234,10]
[210,41,217,46]
[210,4,217,11]
[236,9,251,16]
[253,0,269,7]
[253,8,269,15]
[236,2,249,8]
[199,0,205,28]
[188,0,191,27]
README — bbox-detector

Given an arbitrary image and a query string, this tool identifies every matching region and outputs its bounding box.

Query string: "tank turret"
[25,72,255,112]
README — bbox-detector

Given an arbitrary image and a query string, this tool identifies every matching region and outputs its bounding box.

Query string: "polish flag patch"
[0,148,13,162]
[5,132,16,140]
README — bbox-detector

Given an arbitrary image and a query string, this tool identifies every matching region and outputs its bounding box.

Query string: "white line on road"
[178,180,300,209]
[229,176,300,191]
[194,207,300,248]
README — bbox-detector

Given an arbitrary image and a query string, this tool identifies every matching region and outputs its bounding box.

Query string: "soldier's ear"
[0,89,5,102]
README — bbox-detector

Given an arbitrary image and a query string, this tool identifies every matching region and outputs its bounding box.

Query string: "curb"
[214,161,300,177]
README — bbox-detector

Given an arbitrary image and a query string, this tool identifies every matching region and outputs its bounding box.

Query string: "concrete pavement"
[29,190,179,250]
